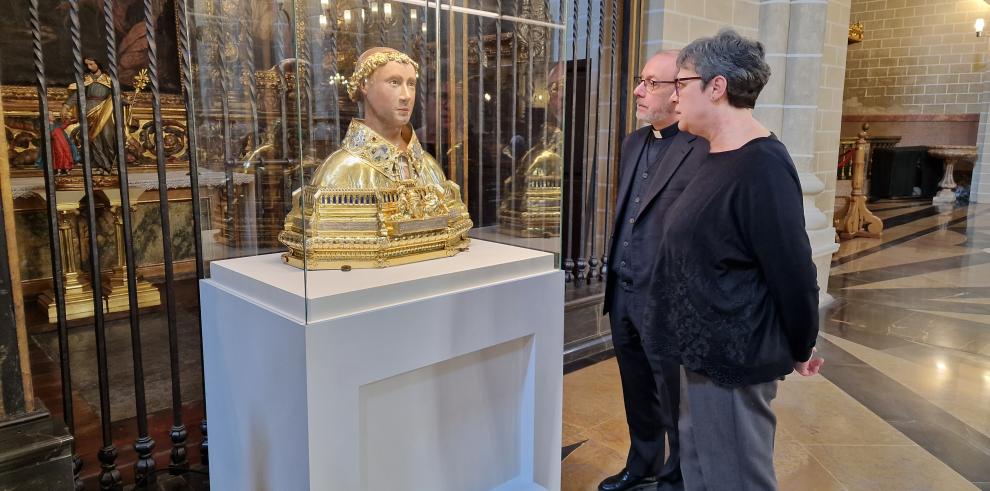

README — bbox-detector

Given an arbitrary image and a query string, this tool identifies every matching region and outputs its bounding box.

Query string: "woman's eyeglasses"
[672,76,703,96]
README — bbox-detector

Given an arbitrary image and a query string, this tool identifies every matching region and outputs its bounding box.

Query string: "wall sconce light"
[976,18,985,37]
[848,21,864,44]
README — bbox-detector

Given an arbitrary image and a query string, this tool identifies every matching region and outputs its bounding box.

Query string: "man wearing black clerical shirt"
[599,50,708,491]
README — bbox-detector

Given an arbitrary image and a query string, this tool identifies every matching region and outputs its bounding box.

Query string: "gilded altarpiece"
[0,0,202,323]
[2,87,205,319]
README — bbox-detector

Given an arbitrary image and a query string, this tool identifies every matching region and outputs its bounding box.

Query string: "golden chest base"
[498,210,561,238]
[281,240,469,270]
[278,121,473,269]
[278,184,472,269]
[498,185,562,238]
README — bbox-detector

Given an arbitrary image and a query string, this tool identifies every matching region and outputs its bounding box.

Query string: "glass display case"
[185,5,568,487]
[186,0,567,321]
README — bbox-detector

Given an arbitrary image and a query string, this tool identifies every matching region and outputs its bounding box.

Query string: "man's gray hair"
[676,29,770,109]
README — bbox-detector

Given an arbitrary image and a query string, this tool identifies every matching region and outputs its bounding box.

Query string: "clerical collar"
[651,122,680,139]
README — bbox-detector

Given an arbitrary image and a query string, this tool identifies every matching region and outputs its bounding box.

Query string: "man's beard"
[637,105,673,125]
[637,108,662,123]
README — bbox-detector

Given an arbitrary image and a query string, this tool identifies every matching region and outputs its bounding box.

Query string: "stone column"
[970,32,990,203]
[757,0,840,305]
[36,192,101,323]
[755,0,790,134]
[973,101,990,203]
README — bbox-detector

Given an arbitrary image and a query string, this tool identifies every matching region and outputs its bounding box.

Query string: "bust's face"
[362,61,417,129]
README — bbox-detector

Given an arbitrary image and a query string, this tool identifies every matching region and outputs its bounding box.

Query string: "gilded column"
[38,191,101,322]
[100,188,161,312]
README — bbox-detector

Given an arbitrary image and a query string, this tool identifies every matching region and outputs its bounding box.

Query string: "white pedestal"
[200,240,564,491]
[470,225,560,254]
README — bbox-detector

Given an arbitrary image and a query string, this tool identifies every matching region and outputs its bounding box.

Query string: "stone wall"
[819,0,855,227]
[842,0,990,201]
[840,114,979,145]
[640,0,760,56]
[844,0,990,115]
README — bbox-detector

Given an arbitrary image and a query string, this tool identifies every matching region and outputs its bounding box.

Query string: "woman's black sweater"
[644,135,819,388]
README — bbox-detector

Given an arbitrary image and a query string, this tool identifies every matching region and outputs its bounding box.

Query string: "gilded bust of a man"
[279,48,472,269]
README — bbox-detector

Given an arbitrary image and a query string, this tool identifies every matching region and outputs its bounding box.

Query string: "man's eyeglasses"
[633,76,675,93]
[673,76,703,96]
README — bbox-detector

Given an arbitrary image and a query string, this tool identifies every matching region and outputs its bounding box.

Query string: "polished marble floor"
[562,199,990,490]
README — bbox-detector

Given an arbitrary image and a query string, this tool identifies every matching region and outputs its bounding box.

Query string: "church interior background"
[0,0,988,489]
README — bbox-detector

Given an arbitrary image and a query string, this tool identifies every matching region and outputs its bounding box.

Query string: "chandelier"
[318,0,406,30]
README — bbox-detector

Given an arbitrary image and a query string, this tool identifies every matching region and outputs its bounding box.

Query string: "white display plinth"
[200,239,564,491]
[470,225,560,254]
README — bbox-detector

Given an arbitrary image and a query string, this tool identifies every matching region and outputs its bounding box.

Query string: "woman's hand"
[794,347,824,376]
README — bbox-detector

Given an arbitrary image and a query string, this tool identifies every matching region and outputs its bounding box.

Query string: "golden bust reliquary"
[279,120,472,269]
[279,48,472,269]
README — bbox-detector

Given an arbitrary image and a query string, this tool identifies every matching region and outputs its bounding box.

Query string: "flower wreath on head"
[347,51,420,102]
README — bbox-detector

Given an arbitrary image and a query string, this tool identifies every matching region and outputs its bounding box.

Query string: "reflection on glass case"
[497,63,563,238]
[187,0,566,272]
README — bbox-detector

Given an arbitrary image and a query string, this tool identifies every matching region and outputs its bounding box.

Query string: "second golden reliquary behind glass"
[496,62,563,238]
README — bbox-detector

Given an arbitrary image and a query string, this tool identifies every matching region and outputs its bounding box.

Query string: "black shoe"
[658,470,683,485]
[598,469,659,491]
[657,474,684,491]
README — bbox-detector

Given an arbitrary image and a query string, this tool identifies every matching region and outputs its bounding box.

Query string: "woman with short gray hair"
[643,29,824,490]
